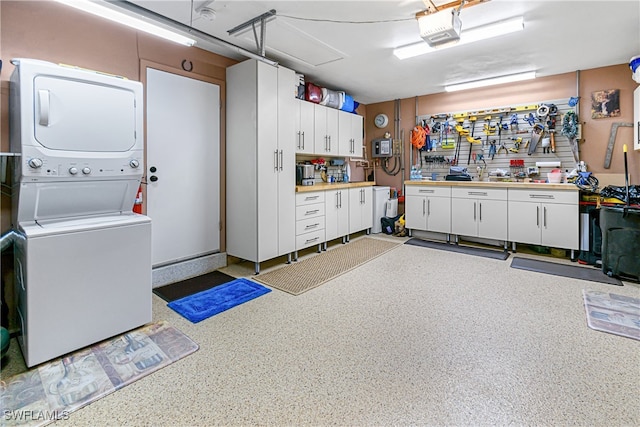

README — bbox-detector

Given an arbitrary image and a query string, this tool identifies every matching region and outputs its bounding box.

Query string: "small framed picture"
[591,89,620,119]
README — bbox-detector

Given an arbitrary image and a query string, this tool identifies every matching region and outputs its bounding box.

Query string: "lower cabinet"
[325,189,349,241]
[348,187,373,234]
[451,187,507,241]
[295,192,326,250]
[405,185,451,233]
[508,188,579,250]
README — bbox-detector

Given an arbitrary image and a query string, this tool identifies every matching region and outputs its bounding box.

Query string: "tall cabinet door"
[256,62,279,261]
[277,67,296,256]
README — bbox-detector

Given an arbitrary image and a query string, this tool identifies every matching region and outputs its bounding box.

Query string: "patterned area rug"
[1,321,198,426]
[583,290,640,341]
[254,237,402,295]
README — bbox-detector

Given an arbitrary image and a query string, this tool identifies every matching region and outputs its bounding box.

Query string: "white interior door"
[146,68,220,266]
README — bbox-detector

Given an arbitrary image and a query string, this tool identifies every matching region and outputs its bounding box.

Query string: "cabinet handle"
[529,194,554,199]
[305,209,319,215]
[339,191,342,208]
[544,206,547,228]
[274,150,278,171]
[419,189,434,193]
[479,202,482,221]
[279,150,283,171]
[329,135,332,151]
[297,131,301,149]
[474,202,477,221]
[468,191,488,196]
[305,195,319,200]
[422,199,426,216]
[427,199,431,216]
[302,131,305,150]
[305,223,319,230]
[305,237,319,244]
[536,206,540,227]
[336,192,340,209]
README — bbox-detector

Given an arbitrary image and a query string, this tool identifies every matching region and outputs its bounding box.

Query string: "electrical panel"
[372,138,393,158]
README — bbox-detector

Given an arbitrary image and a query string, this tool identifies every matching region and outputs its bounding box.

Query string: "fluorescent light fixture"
[444,71,536,92]
[54,0,196,46]
[394,16,524,60]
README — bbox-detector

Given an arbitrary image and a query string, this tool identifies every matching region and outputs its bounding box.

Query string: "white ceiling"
[125,0,640,105]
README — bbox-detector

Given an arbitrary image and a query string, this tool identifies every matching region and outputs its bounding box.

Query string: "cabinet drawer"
[296,216,325,235]
[296,229,325,249]
[405,185,451,197]
[508,188,578,204]
[296,202,325,219]
[296,191,325,206]
[451,187,507,200]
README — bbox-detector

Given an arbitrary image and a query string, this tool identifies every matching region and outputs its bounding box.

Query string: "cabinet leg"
[408,229,412,237]
[286,253,292,264]
[323,242,327,251]
[504,242,508,252]
[293,251,298,261]
[454,235,459,245]
[317,244,322,253]
[342,236,346,244]
[366,228,370,235]
[254,262,260,275]
[346,234,350,242]
[511,242,517,253]
[570,249,576,261]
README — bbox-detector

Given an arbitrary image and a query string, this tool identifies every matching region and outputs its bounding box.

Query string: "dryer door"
[33,75,138,152]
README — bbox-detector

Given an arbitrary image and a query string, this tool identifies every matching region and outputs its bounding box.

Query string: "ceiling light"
[444,71,536,92]
[54,0,196,46]
[394,16,524,60]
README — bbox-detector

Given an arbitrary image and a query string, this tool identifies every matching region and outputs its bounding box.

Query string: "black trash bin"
[600,206,640,282]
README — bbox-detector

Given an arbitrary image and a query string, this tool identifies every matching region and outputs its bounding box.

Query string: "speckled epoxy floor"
[3,235,639,426]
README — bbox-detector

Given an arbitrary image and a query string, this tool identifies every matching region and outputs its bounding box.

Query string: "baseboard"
[152,252,228,288]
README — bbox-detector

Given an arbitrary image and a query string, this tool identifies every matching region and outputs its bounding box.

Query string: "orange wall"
[366,66,639,191]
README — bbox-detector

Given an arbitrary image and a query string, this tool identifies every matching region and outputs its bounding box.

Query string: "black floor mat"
[153,270,238,302]
[404,238,509,260]
[510,257,623,286]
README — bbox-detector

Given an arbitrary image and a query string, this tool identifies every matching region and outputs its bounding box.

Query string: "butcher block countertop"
[296,181,376,193]
[404,180,579,191]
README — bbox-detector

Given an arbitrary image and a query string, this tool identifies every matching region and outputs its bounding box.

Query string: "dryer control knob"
[69,167,78,175]
[28,158,43,169]
[129,159,140,168]
[82,167,91,175]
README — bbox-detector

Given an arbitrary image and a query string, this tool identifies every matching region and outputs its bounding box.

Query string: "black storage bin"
[600,206,640,281]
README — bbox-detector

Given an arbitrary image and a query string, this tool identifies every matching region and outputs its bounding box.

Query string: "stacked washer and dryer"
[9,59,152,367]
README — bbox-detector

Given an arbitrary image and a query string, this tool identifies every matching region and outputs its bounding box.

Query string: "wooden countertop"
[296,181,376,193]
[403,180,579,191]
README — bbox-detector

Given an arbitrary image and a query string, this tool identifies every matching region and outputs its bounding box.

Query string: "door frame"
[140,60,227,252]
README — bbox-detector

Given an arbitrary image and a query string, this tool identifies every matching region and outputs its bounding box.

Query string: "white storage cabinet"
[338,110,364,157]
[348,186,373,235]
[226,60,296,273]
[295,99,315,154]
[508,188,579,253]
[451,187,508,243]
[295,191,325,254]
[314,104,339,156]
[405,185,451,234]
[325,188,349,243]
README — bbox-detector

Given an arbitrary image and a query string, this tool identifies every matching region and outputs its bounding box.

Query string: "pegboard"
[413,98,579,181]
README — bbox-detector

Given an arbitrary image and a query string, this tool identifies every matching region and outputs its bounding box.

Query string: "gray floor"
[3,235,639,426]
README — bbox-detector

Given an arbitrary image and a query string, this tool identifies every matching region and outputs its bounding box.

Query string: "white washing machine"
[10,59,151,366]
[372,186,390,234]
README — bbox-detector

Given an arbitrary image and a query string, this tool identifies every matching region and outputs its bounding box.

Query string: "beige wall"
[0,1,236,245]
[366,66,639,192]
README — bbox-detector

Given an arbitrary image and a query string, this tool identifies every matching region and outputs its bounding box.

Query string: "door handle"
[274,150,278,171]
[336,192,340,209]
[297,131,301,149]
[479,202,482,221]
[543,206,547,227]
[339,191,342,208]
[474,202,477,221]
[279,150,283,171]
[427,199,430,216]
[536,206,540,227]
[38,89,50,126]
[302,131,305,150]
[422,199,426,216]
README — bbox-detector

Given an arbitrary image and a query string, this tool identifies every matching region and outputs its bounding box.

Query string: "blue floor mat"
[167,278,271,323]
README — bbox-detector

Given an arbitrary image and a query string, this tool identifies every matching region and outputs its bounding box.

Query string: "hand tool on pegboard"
[547,104,558,153]
[528,123,544,155]
[465,116,479,165]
